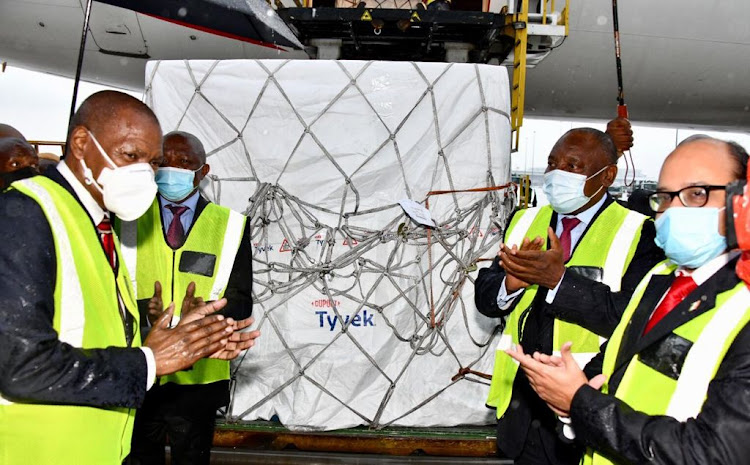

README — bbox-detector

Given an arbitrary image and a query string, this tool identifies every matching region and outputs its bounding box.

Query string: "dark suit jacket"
[135,193,253,324]
[572,255,750,464]
[0,168,147,407]
[474,195,664,462]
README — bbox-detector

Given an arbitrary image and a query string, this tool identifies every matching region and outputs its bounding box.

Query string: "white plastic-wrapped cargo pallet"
[145,59,514,430]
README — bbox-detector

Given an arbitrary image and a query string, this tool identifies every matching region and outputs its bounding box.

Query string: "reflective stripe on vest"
[210,209,245,300]
[601,210,645,292]
[586,262,750,465]
[666,285,750,421]
[1,176,140,464]
[14,178,87,347]
[486,203,647,417]
[504,206,541,247]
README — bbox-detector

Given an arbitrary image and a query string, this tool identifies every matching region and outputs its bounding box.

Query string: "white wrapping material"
[146,59,512,430]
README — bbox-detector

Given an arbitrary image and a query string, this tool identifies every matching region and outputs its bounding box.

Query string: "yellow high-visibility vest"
[118,198,246,386]
[583,260,750,465]
[486,202,646,419]
[0,176,141,465]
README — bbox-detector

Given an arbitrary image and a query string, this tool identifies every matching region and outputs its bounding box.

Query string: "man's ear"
[194,163,210,186]
[68,126,89,161]
[602,164,618,188]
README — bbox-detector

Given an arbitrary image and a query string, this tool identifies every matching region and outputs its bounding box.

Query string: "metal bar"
[612,0,625,107]
[509,0,528,152]
[68,0,94,131]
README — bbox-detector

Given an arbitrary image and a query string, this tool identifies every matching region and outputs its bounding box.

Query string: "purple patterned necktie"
[166,205,189,248]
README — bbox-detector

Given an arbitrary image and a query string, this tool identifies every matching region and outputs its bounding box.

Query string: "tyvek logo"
[315,310,375,331]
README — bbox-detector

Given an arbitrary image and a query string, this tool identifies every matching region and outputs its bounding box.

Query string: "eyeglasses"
[648,185,726,213]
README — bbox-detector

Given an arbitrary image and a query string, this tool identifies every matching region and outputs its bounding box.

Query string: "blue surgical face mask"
[156,166,202,202]
[542,165,610,214]
[655,207,727,269]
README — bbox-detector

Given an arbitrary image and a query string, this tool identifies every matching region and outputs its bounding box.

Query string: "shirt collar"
[57,160,107,225]
[675,250,740,285]
[559,193,607,227]
[158,190,200,212]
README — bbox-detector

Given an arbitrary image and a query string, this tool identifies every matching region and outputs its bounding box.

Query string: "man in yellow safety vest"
[0,91,259,465]
[123,131,253,464]
[475,125,664,464]
[509,135,750,464]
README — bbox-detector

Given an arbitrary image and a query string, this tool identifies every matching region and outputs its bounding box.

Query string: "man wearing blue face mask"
[507,135,750,465]
[475,126,664,465]
[119,130,253,465]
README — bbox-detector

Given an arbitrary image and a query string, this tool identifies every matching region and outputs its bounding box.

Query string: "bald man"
[0,123,25,140]
[119,131,253,465]
[0,91,259,465]
[509,136,750,465]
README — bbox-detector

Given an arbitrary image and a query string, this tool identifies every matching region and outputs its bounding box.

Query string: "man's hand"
[180,282,205,322]
[209,316,261,360]
[500,227,565,290]
[147,281,164,326]
[144,300,235,376]
[501,236,545,292]
[506,341,607,416]
[606,117,633,155]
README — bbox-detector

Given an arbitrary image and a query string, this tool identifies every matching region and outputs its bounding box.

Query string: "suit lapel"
[185,194,209,237]
[613,274,673,371]
[633,281,715,354]
[613,257,742,376]
[195,194,209,219]
[565,195,613,260]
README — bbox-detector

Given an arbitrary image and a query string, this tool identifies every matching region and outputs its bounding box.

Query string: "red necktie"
[97,217,116,270]
[560,217,581,262]
[643,275,697,334]
[166,205,189,248]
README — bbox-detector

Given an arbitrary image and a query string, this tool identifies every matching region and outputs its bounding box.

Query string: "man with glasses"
[475,127,664,465]
[507,135,750,464]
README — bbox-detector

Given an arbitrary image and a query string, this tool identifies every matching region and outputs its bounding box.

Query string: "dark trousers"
[513,421,581,465]
[498,373,582,465]
[129,381,229,465]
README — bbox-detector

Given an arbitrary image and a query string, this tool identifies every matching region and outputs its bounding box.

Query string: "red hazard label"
[469,226,484,238]
[280,238,292,252]
[342,238,359,246]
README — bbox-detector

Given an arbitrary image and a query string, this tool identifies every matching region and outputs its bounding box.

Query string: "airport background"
[3,64,749,208]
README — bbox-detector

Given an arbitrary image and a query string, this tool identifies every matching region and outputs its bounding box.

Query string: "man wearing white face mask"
[118,131,253,465]
[0,91,260,465]
[506,135,750,465]
[475,127,664,465]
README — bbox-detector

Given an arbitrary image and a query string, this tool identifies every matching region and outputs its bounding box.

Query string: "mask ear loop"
[584,164,615,200]
[81,129,119,192]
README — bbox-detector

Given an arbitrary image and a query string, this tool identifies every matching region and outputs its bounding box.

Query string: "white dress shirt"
[159,190,200,233]
[57,161,157,390]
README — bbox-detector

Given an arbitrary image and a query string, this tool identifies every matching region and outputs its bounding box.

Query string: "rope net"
[146,59,514,430]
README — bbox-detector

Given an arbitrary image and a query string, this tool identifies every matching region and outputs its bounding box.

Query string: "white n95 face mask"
[542,165,610,214]
[81,130,158,221]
